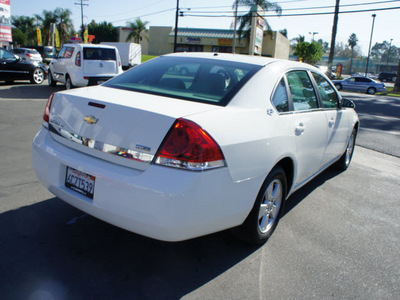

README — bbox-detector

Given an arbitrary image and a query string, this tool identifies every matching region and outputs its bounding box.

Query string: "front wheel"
[65,75,74,90]
[232,166,287,244]
[335,127,357,171]
[30,68,45,84]
[48,70,57,86]
[335,83,342,91]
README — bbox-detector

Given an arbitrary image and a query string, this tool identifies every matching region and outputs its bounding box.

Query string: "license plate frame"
[65,167,95,199]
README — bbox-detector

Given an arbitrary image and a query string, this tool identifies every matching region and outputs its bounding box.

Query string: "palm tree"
[125,18,149,43]
[11,15,37,45]
[55,8,75,46]
[348,33,358,74]
[233,0,282,39]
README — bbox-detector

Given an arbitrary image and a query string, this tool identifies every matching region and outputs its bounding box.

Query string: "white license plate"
[65,167,95,199]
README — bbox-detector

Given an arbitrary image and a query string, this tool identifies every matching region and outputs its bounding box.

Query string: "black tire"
[30,67,45,84]
[48,70,57,87]
[335,127,357,171]
[232,166,287,245]
[335,83,342,91]
[366,87,376,95]
[65,75,74,90]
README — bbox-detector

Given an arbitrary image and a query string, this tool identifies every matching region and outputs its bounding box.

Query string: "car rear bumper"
[32,126,259,241]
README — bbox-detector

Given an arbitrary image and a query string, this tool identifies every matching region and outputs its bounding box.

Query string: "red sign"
[0,0,10,5]
[0,25,11,42]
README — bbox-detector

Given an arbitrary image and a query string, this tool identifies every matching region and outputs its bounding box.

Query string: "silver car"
[11,48,43,63]
[333,76,386,95]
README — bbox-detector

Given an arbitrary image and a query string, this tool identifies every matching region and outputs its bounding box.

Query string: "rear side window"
[271,78,289,113]
[355,77,372,83]
[312,72,339,108]
[103,56,262,106]
[286,71,318,111]
[83,48,116,61]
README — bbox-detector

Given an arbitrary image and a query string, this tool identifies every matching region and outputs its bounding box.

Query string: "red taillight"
[43,93,55,123]
[155,118,225,171]
[27,54,32,57]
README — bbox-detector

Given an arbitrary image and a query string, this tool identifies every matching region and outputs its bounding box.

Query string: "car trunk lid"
[48,86,219,171]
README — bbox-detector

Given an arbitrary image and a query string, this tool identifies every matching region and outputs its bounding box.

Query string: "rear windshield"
[44,46,54,53]
[28,49,40,54]
[83,48,116,61]
[103,56,262,106]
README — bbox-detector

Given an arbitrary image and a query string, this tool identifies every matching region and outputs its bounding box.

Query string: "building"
[118,26,290,59]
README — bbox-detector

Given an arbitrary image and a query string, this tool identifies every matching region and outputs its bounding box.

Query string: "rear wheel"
[30,68,45,84]
[65,75,74,90]
[366,87,376,95]
[232,166,287,244]
[335,83,342,91]
[48,70,57,86]
[335,127,357,171]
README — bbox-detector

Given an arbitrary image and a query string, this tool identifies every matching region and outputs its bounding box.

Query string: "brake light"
[43,93,55,123]
[27,54,32,57]
[155,118,225,171]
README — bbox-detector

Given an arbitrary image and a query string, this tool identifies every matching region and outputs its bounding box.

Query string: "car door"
[50,46,75,83]
[355,77,372,92]
[342,78,357,91]
[311,72,350,165]
[286,70,328,184]
[0,48,29,81]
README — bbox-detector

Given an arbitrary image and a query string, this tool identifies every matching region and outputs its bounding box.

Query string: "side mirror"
[341,98,355,109]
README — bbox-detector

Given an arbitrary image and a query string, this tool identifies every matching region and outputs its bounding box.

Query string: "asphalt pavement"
[0,82,399,299]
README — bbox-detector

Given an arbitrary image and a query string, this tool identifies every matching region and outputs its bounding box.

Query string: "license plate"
[65,167,95,199]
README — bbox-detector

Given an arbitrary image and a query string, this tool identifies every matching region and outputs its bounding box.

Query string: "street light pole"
[386,38,393,68]
[232,0,238,54]
[365,14,376,76]
[174,0,179,52]
[309,32,318,42]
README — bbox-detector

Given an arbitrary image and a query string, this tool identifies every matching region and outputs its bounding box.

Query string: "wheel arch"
[275,157,295,197]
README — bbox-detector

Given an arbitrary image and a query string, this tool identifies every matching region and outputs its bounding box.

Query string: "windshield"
[103,56,262,106]
[83,48,116,61]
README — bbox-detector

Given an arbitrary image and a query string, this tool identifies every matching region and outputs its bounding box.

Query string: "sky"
[9,0,400,55]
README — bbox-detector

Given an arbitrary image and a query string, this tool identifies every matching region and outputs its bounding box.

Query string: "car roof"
[163,52,319,70]
[63,43,117,50]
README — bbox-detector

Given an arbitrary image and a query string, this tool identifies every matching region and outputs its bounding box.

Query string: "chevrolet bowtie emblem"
[83,116,98,124]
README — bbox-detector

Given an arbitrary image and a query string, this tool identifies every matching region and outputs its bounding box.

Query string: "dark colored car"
[0,48,48,84]
[332,76,386,95]
[27,45,56,63]
[378,72,397,82]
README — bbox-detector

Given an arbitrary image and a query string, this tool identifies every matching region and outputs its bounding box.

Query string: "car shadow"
[0,82,64,100]
[0,167,342,299]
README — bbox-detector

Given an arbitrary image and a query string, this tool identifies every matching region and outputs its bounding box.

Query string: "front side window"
[63,47,75,59]
[0,49,16,60]
[286,71,318,111]
[312,72,339,108]
[271,78,289,113]
[103,56,262,106]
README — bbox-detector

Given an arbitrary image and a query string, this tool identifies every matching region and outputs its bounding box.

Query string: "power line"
[183,6,400,18]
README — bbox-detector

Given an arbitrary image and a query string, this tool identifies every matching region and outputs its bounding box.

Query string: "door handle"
[295,122,305,135]
[328,118,335,127]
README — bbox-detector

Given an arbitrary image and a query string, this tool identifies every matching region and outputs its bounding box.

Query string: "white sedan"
[32,53,359,244]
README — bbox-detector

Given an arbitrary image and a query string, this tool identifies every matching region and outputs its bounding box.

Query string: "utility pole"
[386,38,393,68]
[328,0,340,67]
[174,0,179,52]
[365,14,376,76]
[75,0,89,37]
[232,0,238,54]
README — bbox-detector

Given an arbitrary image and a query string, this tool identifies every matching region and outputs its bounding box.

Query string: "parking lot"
[0,81,399,299]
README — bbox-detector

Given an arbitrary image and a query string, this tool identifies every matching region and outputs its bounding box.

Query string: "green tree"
[290,35,305,50]
[233,0,282,39]
[294,41,323,64]
[348,33,358,74]
[11,15,37,45]
[88,20,118,43]
[125,18,149,43]
[55,8,75,46]
[317,38,330,53]
[371,40,399,63]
